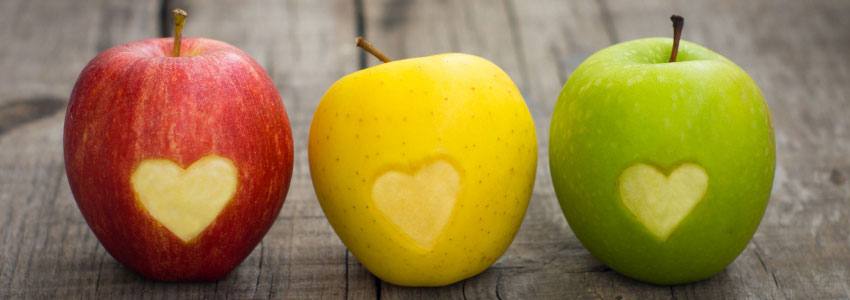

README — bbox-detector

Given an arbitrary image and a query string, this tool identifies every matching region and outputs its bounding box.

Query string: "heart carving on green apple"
[371,159,461,249]
[130,155,238,242]
[618,163,708,241]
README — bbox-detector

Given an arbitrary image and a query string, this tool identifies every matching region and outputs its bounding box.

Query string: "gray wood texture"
[0,0,848,299]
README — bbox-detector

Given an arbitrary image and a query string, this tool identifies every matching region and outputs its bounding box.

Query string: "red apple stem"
[171,9,188,57]
[669,15,684,63]
[356,37,392,63]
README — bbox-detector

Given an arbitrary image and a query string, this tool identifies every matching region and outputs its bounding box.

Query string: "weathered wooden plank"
[0,1,159,298]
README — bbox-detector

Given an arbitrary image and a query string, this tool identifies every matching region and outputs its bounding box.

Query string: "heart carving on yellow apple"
[619,163,708,241]
[371,159,461,249]
[131,155,238,242]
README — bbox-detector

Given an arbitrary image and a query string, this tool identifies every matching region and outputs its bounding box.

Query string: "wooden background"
[1,0,849,299]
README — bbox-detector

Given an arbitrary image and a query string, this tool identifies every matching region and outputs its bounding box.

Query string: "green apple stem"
[356,37,392,63]
[171,8,188,57]
[669,15,684,63]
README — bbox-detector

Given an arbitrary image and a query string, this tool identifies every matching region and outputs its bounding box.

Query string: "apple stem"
[669,15,684,63]
[171,8,188,57]
[356,37,392,63]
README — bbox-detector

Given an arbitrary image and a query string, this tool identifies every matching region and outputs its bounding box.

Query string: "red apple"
[63,36,293,281]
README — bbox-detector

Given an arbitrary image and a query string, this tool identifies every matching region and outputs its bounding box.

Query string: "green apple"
[549,37,775,284]
[309,41,537,286]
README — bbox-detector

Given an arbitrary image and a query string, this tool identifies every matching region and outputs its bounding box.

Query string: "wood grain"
[0,0,848,298]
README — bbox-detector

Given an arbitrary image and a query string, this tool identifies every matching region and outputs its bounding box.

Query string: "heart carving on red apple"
[131,155,238,242]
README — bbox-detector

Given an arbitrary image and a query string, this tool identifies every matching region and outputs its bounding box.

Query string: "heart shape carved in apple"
[371,159,461,249]
[619,163,708,241]
[130,155,238,242]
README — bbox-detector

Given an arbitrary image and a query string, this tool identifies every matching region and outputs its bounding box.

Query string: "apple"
[549,16,775,285]
[63,10,293,281]
[308,38,537,286]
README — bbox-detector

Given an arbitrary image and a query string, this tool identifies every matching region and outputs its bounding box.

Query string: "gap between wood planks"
[0,97,65,136]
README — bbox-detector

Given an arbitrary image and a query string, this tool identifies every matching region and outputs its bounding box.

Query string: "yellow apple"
[309,51,537,286]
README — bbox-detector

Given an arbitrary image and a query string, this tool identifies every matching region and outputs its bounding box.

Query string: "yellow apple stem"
[356,37,392,63]
[669,15,684,63]
[171,8,188,57]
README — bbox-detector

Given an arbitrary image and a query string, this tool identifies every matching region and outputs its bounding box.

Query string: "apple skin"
[309,54,537,286]
[549,38,775,284]
[63,38,294,281]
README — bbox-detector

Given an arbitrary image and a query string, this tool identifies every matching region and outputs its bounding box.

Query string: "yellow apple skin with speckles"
[309,53,537,286]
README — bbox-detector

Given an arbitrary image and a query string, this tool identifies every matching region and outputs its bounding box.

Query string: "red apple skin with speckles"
[63,38,293,281]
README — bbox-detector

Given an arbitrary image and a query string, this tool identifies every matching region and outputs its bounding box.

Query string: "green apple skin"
[549,38,775,285]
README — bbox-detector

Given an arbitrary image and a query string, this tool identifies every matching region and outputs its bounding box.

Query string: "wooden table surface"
[1,0,849,299]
